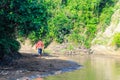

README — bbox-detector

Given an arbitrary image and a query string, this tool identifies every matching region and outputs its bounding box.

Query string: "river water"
[44,54,120,80]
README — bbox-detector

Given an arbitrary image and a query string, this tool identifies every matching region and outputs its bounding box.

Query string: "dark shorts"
[38,48,42,55]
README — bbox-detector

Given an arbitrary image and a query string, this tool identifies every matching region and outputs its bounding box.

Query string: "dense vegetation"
[0,0,118,59]
[0,0,48,59]
[45,0,118,48]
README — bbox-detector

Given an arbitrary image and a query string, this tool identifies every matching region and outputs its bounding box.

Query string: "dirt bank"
[0,52,80,80]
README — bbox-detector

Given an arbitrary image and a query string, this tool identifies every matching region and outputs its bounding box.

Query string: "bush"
[112,33,120,47]
[8,39,21,53]
[0,38,21,59]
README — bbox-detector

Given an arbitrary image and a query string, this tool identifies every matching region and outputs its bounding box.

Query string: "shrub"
[112,33,120,47]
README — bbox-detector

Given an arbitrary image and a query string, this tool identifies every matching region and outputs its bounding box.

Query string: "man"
[36,40,44,57]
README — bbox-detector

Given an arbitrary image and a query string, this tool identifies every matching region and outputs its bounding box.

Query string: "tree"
[0,0,48,59]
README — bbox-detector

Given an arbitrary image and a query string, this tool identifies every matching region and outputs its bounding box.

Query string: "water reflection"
[45,55,120,80]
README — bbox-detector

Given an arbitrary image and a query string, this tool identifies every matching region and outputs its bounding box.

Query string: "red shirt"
[36,41,44,49]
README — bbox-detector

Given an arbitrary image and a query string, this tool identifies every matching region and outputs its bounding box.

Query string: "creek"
[44,54,120,80]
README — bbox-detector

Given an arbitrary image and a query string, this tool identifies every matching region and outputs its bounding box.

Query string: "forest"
[0,0,119,59]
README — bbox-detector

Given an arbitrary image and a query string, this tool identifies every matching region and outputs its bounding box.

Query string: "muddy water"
[44,55,120,80]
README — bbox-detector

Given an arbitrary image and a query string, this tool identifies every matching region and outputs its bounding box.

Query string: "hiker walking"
[36,40,44,57]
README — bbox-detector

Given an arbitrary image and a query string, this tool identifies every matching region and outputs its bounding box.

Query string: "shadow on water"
[0,52,81,80]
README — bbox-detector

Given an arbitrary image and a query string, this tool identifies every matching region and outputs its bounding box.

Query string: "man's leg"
[40,49,42,57]
[38,48,42,57]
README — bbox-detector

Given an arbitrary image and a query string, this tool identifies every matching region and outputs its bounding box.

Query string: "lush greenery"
[45,0,117,48]
[0,0,48,59]
[112,33,120,48]
[0,0,118,59]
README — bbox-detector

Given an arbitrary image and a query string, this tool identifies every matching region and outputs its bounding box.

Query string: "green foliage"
[0,0,48,58]
[99,7,114,31]
[98,0,118,31]
[68,26,86,45]
[45,0,118,48]
[0,0,119,59]
[11,0,48,40]
[8,39,20,53]
[112,33,120,48]
[0,38,20,59]
[46,0,73,43]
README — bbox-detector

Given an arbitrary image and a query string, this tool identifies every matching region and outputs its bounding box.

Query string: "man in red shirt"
[36,40,44,57]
